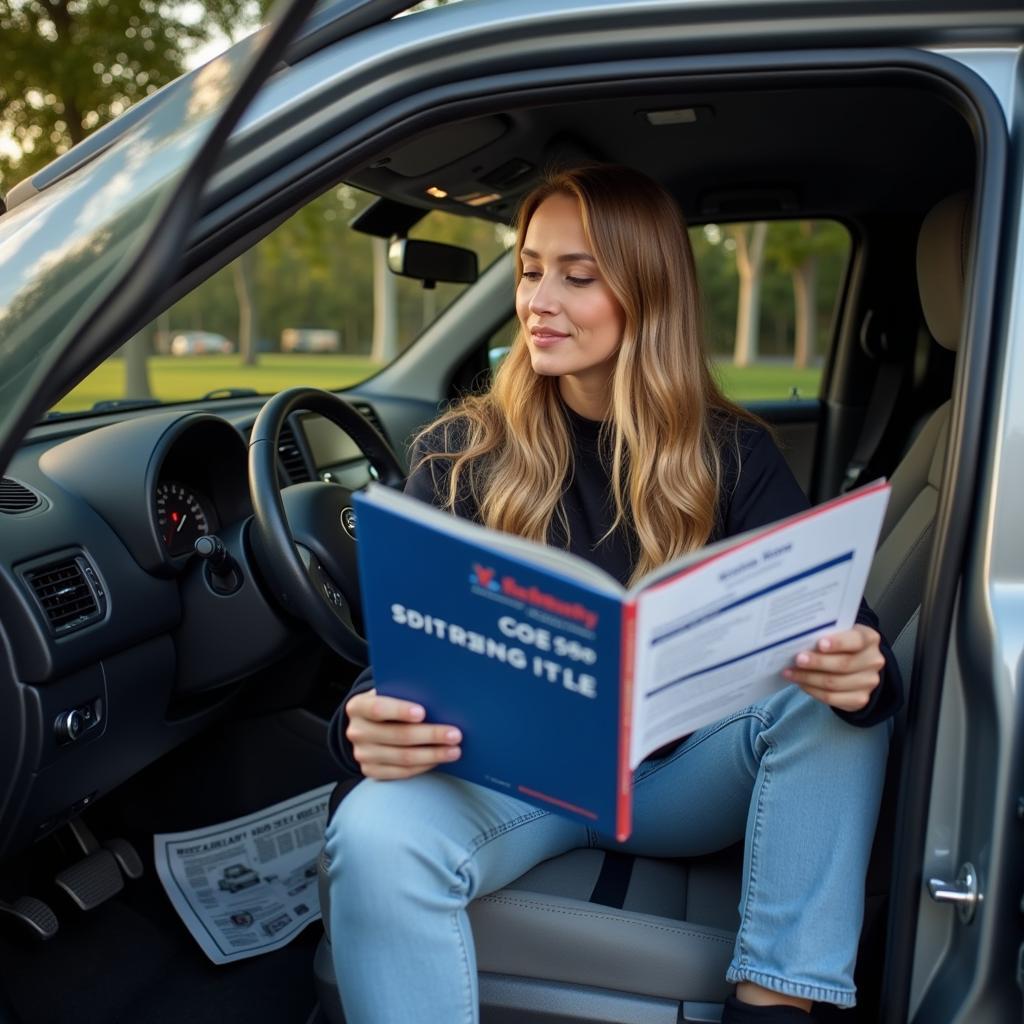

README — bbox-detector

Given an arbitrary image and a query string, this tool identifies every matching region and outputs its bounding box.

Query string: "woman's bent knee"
[763,685,892,750]
[327,776,452,880]
[324,772,580,922]
[324,775,469,934]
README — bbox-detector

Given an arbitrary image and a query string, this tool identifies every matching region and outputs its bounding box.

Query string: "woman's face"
[515,193,625,409]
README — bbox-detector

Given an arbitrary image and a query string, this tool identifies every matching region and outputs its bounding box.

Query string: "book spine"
[616,600,638,842]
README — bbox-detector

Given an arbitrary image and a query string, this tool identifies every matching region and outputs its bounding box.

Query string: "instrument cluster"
[154,480,217,557]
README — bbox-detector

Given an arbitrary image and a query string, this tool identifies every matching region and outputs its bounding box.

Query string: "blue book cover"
[352,478,891,842]
[353,485,634,839]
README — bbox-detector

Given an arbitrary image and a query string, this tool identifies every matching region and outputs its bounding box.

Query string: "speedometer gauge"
[155,481,211,557]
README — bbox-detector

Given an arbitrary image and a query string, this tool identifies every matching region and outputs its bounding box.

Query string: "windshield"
[49,185,511,415]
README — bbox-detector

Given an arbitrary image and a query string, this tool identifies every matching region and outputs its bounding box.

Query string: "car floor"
[0,870,323,1024]
[0,707,348,1024]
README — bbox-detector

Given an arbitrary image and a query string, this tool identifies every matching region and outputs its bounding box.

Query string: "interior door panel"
[745,399,821,496]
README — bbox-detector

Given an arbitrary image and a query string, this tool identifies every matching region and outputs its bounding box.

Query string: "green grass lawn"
[53,355,383,412]
[52,354,821,413]
[712,362,822,402]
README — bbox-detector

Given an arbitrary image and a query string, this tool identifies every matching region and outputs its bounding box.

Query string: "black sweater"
[328,407,903,774]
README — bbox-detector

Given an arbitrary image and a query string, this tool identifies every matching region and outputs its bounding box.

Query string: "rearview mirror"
[387,237,478,288]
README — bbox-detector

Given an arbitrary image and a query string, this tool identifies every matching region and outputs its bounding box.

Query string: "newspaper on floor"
[154,782,336,964]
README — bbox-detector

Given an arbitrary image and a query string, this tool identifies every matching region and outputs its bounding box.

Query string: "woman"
[326,165,901,1024]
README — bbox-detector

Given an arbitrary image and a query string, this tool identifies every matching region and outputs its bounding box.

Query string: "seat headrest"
[916,192,971,351]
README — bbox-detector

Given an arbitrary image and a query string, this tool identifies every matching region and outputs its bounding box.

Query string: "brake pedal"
[104,838,143,880]
[0,896,58,940]
[54,849,124,911]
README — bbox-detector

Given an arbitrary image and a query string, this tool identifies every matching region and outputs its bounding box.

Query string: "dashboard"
[0,396,413,862]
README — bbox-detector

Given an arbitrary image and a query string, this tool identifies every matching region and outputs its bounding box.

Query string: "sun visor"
[382,116,510,177]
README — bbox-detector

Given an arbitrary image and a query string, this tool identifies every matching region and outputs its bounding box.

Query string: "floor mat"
[0,882,321,1024]
[0,712,341,1022]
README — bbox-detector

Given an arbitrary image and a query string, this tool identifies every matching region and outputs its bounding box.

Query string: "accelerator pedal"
[104,838,143,880]
[0,896,58,940]
[54,850,124,911]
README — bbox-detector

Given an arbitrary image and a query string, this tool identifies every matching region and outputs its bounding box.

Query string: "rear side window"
[486,219,850,403]
[692,220,850,402]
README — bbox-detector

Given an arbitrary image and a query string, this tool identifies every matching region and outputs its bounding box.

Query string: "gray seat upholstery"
[864,192,969,644]
[471,848,740,998]
[315,844,741,1022]
[313,193,970,1023]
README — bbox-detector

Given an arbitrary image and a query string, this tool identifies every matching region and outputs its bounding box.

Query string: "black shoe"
[721,994,816,1024]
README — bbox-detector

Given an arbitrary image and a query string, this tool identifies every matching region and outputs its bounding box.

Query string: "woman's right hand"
[345,688,463,780]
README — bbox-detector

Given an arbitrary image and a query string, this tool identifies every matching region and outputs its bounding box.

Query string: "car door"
[0,0,413,874]
[883,45,1024,1024]
[0,0,414,480]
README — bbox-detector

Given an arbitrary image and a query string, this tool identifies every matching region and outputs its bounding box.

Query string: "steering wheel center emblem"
[340,507,357,539]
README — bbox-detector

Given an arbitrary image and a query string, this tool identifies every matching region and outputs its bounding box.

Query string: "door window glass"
[485,219,850,403]
[693,220,851,402]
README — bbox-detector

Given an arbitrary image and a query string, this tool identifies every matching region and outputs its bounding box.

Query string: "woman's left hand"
[783,624,886,712]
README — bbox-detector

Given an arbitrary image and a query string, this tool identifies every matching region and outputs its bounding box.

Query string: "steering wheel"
[248,387,405,666]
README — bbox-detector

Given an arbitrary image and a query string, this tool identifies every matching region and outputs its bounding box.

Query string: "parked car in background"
[0,2,1022,1024]
[169,331,235,356]
[281,328,341,353]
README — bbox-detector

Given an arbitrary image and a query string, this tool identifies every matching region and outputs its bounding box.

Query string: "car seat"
[312,192,971,1024]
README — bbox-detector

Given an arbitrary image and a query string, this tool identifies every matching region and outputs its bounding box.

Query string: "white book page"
[629,484,890,767]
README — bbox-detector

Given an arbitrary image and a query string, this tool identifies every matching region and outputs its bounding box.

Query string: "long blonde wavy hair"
[414,164,756,586]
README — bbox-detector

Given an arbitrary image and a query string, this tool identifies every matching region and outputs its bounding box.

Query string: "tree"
[764,221,818,369]
[729,222,767,367]
[123,328,153,398]
[791,233,817,370]
[0,0,266,194]
[763,220,851,367]
[371,237,398,363]
[232,247,259,365]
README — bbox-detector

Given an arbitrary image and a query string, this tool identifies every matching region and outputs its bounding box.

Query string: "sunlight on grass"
[713,363,822,402]
[51,355,822,415]
[52,355,383,412]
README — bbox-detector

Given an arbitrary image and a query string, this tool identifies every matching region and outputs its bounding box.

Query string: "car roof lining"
[165,57,979,352]
[345,79,975,227]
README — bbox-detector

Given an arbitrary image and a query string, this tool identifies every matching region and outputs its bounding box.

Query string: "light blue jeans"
[325,685,891,1022]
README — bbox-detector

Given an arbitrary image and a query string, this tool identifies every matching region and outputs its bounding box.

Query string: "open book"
[352,479,890,840]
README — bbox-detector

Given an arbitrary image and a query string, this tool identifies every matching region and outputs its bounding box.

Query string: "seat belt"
[589,851,636,909]
[842,359,905,490]
[842,309,910,491]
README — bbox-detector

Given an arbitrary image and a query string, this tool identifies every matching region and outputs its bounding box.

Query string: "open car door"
[0,0,413,479]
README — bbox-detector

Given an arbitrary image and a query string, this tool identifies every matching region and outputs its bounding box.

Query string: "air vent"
[351,402,389,442]
[278,424,312,484]
[25,555,105,635]
[0,477,42,514]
